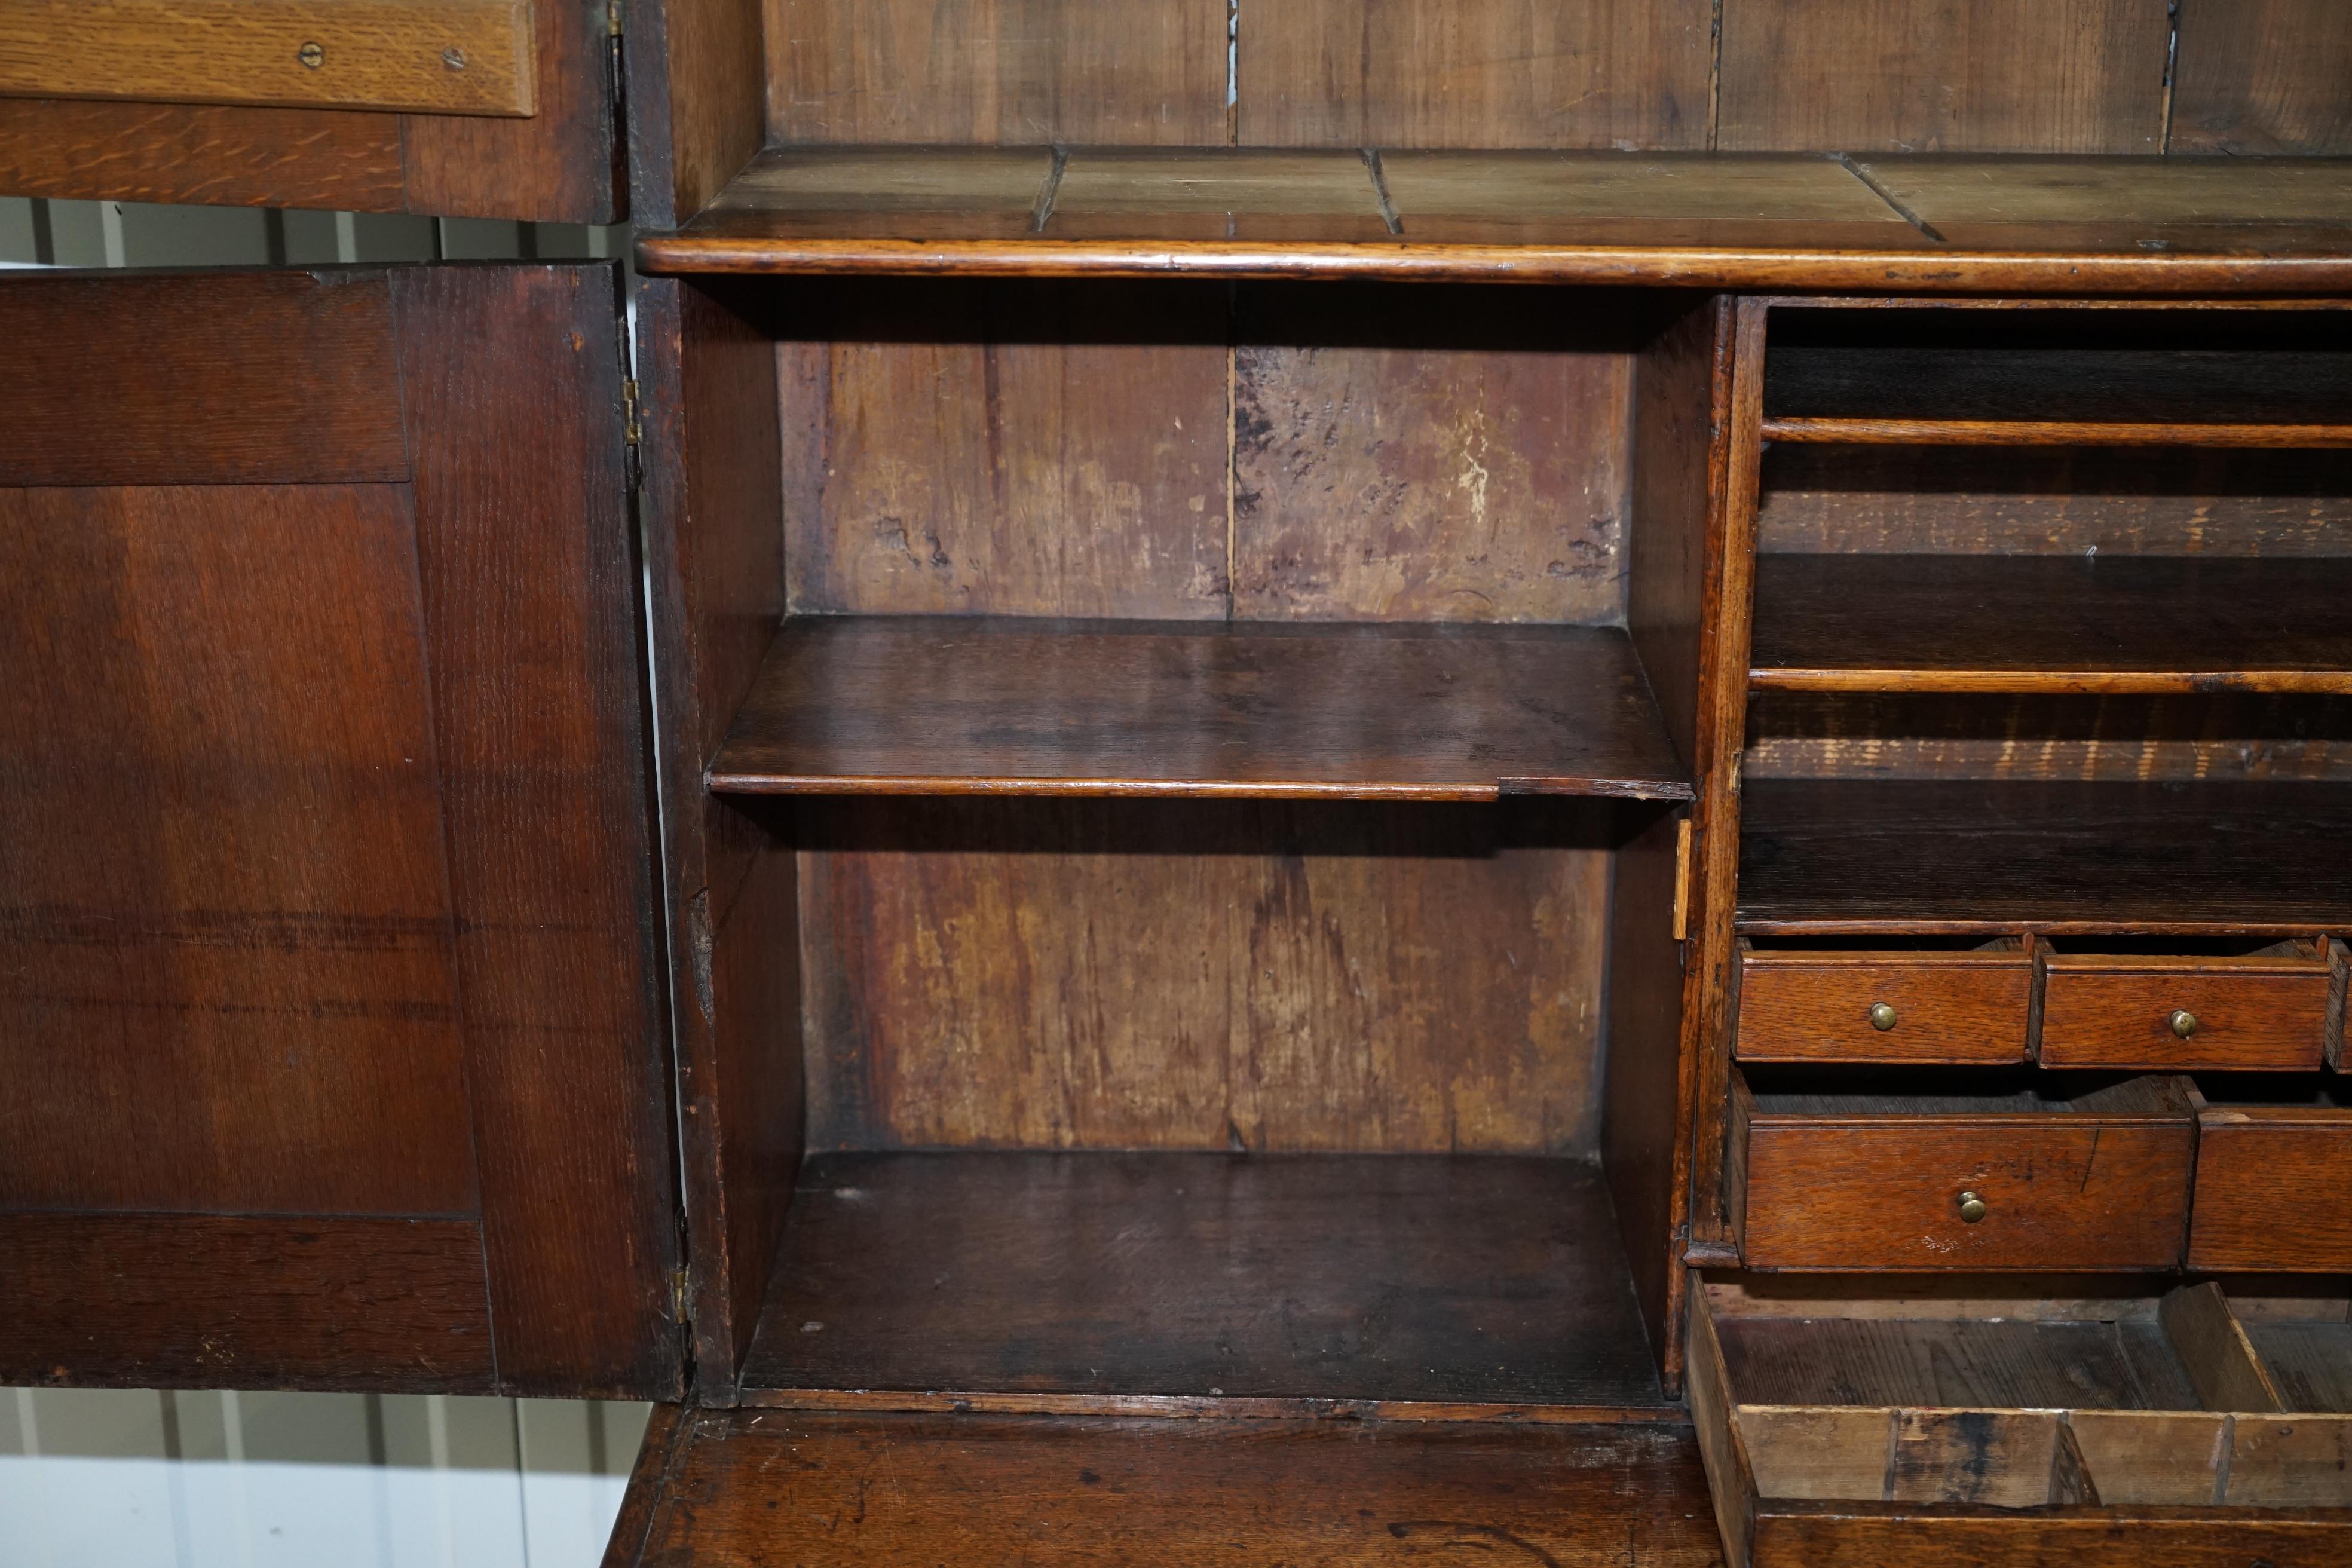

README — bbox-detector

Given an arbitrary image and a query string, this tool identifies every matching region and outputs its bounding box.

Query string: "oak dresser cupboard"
[5,2,2352,1564]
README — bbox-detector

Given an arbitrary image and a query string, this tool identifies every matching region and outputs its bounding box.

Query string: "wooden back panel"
[0,267,676,1397]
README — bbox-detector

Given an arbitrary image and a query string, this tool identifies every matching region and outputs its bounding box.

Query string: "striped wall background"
[0,196,650,1567]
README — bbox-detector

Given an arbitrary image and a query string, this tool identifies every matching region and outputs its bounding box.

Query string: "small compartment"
[1689,1276,2352,1568]
[1734,935,2032,1065]
[1761,305,2352,439]
[2189,1075,2352,1272]
[1726,1067,2195,1270]
[2037,936,2338,1072]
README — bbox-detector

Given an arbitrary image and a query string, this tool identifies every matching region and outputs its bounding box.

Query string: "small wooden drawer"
[2189,1083,2352,1272]
[1689,1277,2352,1568]
[2037,941,2336,1072]
[1727,1070,2195,1271]
[1734,940,2030,1064]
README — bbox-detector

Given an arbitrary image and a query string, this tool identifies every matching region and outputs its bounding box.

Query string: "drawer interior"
[1690,1276,2352,1567]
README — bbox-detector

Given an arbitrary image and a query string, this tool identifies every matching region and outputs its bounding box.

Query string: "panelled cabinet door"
[0,0,621,222]
[0,264,678,1399]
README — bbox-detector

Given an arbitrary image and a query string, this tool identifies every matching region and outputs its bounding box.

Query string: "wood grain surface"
[1750,555,2352,694]
[1747,1499,2352,1567]
[0,1214,492,1392]
[2171,0,2352,155]
[2189,1104,2352,1272]
[765,0,1229,145]
[1731,1074,2195,1271]
[1735,948,2032,1064]
[1715,0,2172,153]
[1738,779,2352,933]
[392,265,678,1396]
[0,0,535,116]
[709,617,1690,799]
[1237,0,1715,149]
[617,1410,1722,1567]
[1230,285,1634,623]
[2038,953,2333,1071]
[796,797,1618,1155]
[737,1151,1668,1409]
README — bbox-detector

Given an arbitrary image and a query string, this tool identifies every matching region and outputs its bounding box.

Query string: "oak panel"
[2039,956,2333,1071]
[798,798,1613,1154]
[2188,1107,2352,1272]
[0,270,406,486]
[1236,0,1715,149]
[1717,0,2171,154]
[765,0,1229,145]
[776,280,1230,618]
[0,97,406,209]
[1232,286,1634,624]
[620,1411,1720,1568]
[712,618,1692,800]
[0,483,477,1217]
[400,0,622,221]
[0,0,534,116]
[740,1152,1668,1408]
[0,1214,491,1392]
[2172,0,2352,155]
[394,265,677,1396]
[1735,949,2031,1064]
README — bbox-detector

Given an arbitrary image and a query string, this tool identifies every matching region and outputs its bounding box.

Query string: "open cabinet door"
[0,263,679,1399]
[0,0,622,222]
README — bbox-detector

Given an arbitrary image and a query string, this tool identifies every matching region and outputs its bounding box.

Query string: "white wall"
[0,197,650,1567]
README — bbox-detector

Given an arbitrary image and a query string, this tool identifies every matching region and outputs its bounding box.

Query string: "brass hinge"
[607,0,624,37]
[669,1265,690,1324]
[621,378,643,446]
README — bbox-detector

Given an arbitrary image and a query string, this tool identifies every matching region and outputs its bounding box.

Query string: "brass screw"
[298,41,324,68]
[1958,1191,1988,1223]
[442,46,467,70]
[1869,1001,1898,1031]
[2170,1009,2200,1039]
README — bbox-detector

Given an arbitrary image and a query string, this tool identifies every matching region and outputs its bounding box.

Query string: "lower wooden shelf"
[1737,778,2352,934]
[736,1151,1670,1416]
[610,1407,1721,1567]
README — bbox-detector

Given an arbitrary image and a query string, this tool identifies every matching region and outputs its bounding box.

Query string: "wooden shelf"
[1760,418,2352,447]
[635,148,2352,292]
[737,1152,1671,1415]
[1750,555,2352,694]
[1738,779,2352,935]
[706,616,1692,801]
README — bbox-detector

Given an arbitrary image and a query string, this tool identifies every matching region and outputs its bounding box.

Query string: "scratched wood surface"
[1230,286,1634,623]
[797,799,1613,1154]
[620,1410,1721,1567]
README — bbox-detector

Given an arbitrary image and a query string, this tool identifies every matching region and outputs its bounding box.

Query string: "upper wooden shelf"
[636,148,2352,292]
[706,616,1692,802]
[1750,555,2352,694]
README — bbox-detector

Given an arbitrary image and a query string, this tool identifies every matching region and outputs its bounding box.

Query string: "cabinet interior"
[671,275,1717,1408]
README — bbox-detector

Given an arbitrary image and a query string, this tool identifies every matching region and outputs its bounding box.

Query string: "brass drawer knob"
[1957,1191,1988,1223]
[2170,1009,2199,1039]
[1868,1002,1898,1031]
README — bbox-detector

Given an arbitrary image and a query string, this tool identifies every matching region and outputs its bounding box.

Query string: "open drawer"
[2188,1076,2352,1272]
[1726,1069,2197,1270]
[1688,1275,2352,1567]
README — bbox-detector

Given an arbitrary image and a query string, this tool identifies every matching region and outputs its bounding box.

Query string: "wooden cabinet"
[7,4,2352,1565]
[0,265,677,1398]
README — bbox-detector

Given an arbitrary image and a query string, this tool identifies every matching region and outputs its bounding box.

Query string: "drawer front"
[1736,1120,2192,1270]
[1737,952,2029,1063]
[2039,960,2330,1071]
[2190,1109,2352,1272]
